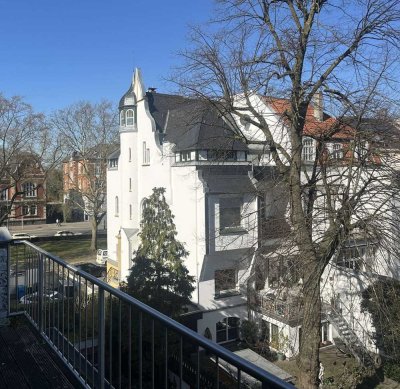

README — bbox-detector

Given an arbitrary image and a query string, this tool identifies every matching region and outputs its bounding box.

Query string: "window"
[336,245,366,270]
[109,158,118,168]
[331,143,343,159]
[22,205,29,215]
[129,204,132,220]
[95,164,101,176]
[23,182,36,197]
[240,114,251,131]
[220,197,242,231]
[302,137,315,162]
[356,140,368,160]
[115,196,119,216]
[271,323,279,346]
[30,205,37,215]
[216,317,240,343]
[328,142,343,159]
[215,269,237,297]
[129,148,131,162]
[120,110,126,126]
[126,109,134,126]
[208,150,237,161]
[0,188,8,201]
[181,151,192,162]
[129,178,132,191]
[142,142,150,165]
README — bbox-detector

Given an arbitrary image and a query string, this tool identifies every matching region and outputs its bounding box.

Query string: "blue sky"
[0,0,214,113]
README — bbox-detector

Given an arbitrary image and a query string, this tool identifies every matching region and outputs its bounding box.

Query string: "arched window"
[115,196,119,216]
[126,109,134,126]
[120,110,126,126]
[23,182,36,197]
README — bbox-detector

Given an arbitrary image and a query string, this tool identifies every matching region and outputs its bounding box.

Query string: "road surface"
[7,221,103,238]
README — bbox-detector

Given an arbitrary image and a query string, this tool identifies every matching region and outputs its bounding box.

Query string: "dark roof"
[119,84,136,108]
[147,92,248,152]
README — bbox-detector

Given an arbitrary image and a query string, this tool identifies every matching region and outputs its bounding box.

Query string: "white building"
[107,70,399,361]
[107,69,258,342]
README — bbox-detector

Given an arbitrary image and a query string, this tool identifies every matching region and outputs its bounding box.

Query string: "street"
[7,221,100,238]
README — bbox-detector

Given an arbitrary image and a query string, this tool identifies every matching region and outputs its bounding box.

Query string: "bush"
[384,361,400,383]
[240,320,258,346]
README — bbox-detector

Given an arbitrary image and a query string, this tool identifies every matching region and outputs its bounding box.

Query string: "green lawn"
[36,237,107,264]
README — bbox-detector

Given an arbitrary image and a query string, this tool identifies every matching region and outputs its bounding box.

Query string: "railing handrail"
[17,240,293,388]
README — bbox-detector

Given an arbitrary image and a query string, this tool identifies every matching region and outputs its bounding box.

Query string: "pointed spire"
[133,68,145,100]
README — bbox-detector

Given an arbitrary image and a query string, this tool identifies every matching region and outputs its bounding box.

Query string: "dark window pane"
[220,207,240,228]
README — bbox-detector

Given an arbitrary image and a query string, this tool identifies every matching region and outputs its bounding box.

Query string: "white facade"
[107,70,399,357]
[107,69,257,342]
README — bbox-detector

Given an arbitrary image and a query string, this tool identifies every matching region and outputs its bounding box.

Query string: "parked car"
[19,290,62,304]
[96,249,108,264]
[54,230,75,237]
[12,232,34,240]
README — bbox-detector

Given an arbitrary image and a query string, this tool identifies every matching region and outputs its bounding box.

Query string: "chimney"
[313,91,324,122]
[147,87,157,93]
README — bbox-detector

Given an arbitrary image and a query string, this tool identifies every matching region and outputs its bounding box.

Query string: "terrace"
[0,228,293,388]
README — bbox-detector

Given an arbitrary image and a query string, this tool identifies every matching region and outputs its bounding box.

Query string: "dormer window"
[126,109,134,126]
[120,110,126,126]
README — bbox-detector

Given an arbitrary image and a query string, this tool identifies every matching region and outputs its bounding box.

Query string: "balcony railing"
[248,289,303,326]
[7,240,293,389]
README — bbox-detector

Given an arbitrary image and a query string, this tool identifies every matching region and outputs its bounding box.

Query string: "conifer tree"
[126,187,194,317]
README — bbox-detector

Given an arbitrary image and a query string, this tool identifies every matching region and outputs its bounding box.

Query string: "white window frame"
[302,137,315,162]
[30,204,37,216]
[219,197,243,232]
[126,109,134,126]
[216,317,240,343]
[120,110,126,126]
[328,142,343,159]
[23,182,37,198]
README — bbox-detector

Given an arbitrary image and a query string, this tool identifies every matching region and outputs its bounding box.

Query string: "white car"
[54,230,75,237]
[19,290,61,304]
[96,249,108,264]
[12,232,35,240]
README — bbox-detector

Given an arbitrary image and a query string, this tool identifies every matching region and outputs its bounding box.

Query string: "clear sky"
[0,0,214,113]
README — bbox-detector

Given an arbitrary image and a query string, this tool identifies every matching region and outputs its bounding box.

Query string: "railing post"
[38,253,44,333]
[0,228,12,321]
[97,288,105,389]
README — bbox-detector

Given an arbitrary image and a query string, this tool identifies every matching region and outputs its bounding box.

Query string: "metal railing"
[8,241,293,389]
[248,289,303,325]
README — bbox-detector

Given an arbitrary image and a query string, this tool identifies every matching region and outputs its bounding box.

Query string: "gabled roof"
[147,92,248,152]
[263,97,354,140]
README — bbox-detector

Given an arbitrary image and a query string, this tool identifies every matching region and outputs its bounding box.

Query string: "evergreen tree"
[126,187,194,317]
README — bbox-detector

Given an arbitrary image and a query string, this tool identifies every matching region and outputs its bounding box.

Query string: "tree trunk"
[297,266,322,389]
[90,218,98,252]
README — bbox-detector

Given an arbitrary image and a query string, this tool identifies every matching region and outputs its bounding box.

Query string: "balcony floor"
[0,316,80,389]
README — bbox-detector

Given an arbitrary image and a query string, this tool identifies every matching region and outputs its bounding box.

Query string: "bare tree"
[0,93,54,225]
[52,101,118,251]
[174,1,400,387]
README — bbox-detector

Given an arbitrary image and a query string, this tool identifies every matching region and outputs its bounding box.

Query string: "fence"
[8,240,293,389]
